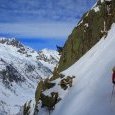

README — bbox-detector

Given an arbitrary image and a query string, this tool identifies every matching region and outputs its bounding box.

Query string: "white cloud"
[0,22,76,38]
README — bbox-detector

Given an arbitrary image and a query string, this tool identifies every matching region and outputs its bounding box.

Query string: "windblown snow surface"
[52,24,115,115]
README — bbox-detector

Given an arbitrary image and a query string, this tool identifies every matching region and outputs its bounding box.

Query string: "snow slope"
[0,38,59,114]
[52,24,115,115]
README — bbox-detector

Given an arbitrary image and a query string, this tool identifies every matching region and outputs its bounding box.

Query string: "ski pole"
[110,84,115,104]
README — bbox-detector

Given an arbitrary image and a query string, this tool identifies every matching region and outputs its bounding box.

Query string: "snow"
[91,0,100,13]
[41,48,60,61]
[0,38,59,114]
[43,78,69,99]
[52,24,115,115]
[93,6,100,12]
[101,0,111,3]
[84,23,89,28]
[101,0,104,3]
[38,48,60,71]
[105,0,112,1]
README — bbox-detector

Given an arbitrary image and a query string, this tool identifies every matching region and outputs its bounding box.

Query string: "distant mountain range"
[0,38,60,114]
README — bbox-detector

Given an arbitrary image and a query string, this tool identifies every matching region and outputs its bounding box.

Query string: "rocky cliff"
[58,0,115,72]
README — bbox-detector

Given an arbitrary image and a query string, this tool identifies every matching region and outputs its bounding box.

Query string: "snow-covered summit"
[38,48,60,64]
[0,37,23,48]
[0,38,60,70]
[40,48,60,61]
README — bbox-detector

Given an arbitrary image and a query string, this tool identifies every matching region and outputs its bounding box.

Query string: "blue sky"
[0,0,96,50]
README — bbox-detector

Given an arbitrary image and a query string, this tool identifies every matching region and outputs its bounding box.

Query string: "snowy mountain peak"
[0,37,23,48]
[0,37,59,114]
[38,48,60,65]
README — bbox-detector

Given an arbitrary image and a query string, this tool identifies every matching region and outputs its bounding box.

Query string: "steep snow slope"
[0,38,59,114]
[53,24,115,115]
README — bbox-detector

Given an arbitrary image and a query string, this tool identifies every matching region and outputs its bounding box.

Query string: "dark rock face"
[58,0,115,72]
[25,64,35,72]
[0,59,25,88]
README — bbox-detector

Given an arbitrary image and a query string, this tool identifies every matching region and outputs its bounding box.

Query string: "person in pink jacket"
[112,67,115,84]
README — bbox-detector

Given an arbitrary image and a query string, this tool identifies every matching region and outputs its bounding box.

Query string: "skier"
[112,67,115,84]
[110,67,115,103]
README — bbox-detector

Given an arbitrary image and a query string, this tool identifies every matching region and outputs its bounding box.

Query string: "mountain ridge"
[0,37,59,114]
